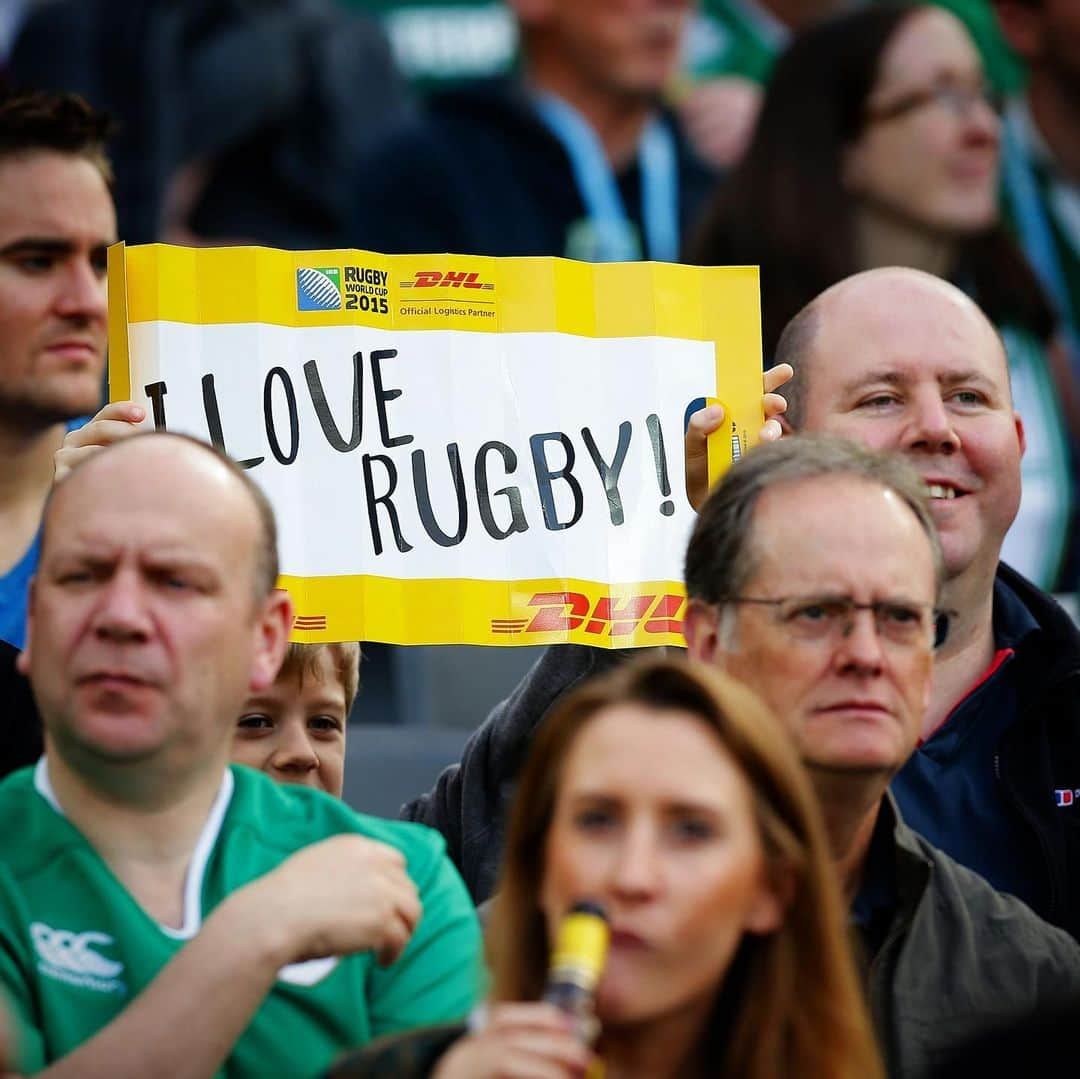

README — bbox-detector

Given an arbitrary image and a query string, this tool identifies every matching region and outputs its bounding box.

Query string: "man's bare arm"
[15,835,420,1079]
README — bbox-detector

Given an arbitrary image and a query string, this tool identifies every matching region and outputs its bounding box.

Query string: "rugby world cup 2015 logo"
[296,267,342,311]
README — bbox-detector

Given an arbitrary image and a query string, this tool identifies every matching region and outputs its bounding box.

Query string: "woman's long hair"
[685,1,1053,356]
[485,657,883,1079]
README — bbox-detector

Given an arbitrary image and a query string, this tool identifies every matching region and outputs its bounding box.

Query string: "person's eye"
[788,599,841,623]
[153,569,202,592]
[91,251,108,276]
[949,389,986,406]
[56,569,92,585]
[308,715,343,735]
[879,603,925,638]
[16,253,54,273]
[574,808,616,832]
[236,714,273,732]
[856,393,899,410]
[882,603,920,624]
[671,817,715,843]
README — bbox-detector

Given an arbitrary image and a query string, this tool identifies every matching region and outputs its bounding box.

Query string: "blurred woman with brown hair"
[331,656,882,1079]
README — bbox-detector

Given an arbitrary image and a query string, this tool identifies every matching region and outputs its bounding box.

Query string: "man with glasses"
[679,434,1080,1078]
[411,431,1079,1074]
[677,267,1080,944]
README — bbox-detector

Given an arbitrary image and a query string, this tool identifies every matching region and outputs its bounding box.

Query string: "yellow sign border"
[107,244,762,646]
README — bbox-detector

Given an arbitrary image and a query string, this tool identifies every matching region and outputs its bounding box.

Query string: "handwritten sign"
[108,246,763,647]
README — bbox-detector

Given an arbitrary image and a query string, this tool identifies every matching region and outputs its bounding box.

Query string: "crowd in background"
[3,1,1080,1076]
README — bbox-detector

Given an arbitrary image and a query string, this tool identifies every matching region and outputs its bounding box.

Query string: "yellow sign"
[108,244,762,647]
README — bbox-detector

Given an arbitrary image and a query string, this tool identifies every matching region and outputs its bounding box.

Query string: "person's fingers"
[684,406,722,512]
[374,908,415,966]
[53,444,105,483]
[362,837,407,871]
[95,400,145,423]
[494,1044,587,1079]
[688,403,725,436]
[64,417,145,449]
[486,1004,575,1034]
[370,863,421,964]
[760,418,783,442]
[381,869,421,936]
[764,363,793,393]
[762,392,787,420]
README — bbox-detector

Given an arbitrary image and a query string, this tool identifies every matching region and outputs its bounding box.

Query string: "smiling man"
[0,433,480,1077]
[0,91,115,652]
[760,267,1080,936]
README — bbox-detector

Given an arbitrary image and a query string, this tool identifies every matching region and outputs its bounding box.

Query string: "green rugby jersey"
[0,761,482,1076]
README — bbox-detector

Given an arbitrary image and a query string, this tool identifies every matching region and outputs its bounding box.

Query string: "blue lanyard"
[1002,110,1080,374]
[533,92,680,263]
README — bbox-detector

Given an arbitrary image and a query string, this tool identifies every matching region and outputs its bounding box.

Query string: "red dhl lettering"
[410,270,491,289]
[520,592,685,636]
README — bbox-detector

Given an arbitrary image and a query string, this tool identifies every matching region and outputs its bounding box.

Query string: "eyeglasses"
[864,81,1003,126]
[720,594,952,650]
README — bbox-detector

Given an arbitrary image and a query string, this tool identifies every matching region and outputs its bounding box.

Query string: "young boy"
[232,641,360,798]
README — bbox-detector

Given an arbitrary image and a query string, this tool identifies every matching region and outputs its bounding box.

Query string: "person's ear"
[744,864,793,936]
[1014,410,1027,459]
[683,599,722,664]
[15,578,36,676]
[250,588,293,693]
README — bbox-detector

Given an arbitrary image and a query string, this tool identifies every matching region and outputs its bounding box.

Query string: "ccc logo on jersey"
[31,921,124,979]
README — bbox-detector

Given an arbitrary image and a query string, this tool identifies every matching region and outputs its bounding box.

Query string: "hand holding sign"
[683,364,792,512]
[54,401,146,483]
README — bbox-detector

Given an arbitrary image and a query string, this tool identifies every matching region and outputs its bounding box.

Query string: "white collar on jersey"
[33,757,234,941]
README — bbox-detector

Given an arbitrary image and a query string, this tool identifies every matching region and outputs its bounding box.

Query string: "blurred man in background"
[351,0,716,261]
[0,91,113,650]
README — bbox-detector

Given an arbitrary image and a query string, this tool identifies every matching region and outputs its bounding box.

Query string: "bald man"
[687,267,1080,935]
[0,434,481,1077]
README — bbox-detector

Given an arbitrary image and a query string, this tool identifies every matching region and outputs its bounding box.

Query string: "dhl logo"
[492,592,685,638]
[400,270,495,290]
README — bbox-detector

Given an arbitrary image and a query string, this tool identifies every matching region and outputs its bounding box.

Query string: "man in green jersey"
[1,433,482,1077]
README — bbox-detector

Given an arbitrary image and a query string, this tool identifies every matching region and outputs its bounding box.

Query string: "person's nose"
[608,821,662,901]
[960,91,1000,148]
[91,568,153,643]
[903,392,960,456]
[54,257,108,324]
[269,722,319,778]
[832,608,886,677]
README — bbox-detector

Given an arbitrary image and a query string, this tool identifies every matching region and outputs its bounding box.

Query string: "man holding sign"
[1,434,481,1076]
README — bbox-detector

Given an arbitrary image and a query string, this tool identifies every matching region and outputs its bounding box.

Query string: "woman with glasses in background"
[688,1,1080,593]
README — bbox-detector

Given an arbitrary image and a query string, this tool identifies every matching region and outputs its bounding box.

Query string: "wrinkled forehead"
[747,477,938,600]
[43,440,259,566]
